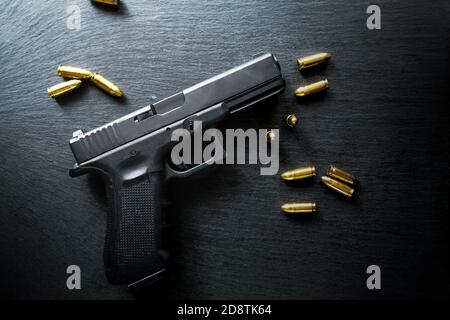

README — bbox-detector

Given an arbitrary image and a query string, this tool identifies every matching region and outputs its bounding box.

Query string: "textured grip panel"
[104,172,167,285]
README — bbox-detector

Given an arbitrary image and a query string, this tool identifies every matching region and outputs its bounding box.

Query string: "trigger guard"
[165,157,217,180]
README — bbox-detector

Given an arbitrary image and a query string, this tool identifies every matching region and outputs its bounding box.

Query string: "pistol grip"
[103,171,168,286]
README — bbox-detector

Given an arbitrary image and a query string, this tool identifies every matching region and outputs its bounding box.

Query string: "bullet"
[283,114,298,127]
[47,80,82,98]
[57,66,93,80]
[295,79,329,97]
[281,202,317,214]
[266,130,276,143]
[297,52,332,70]
[321,176,354,198]
[92,0,120,6]
[90,73,123,97]
[281,166,316,181]
[327,165,358,186]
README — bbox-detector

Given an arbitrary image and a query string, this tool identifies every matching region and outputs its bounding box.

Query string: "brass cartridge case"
[57,66,93,80]
[321,176,354,198]
[295,79,329,97]
[281,166,316,181]
[92,0,120,6]
[297,52,331,70]
[281,202,317,214]
[90,73,123,97]
[327,165,358,186]
[283,114,298,127]
[47,80,82,98]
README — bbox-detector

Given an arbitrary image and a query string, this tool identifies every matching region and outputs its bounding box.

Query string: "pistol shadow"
[87,174,107,206]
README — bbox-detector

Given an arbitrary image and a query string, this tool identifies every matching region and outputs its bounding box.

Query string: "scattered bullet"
[281,166,316,181]
[47,80,82,98]
[327,165,358,186]
[321,176,354,198]
[92,0,120,6]
[283,114,298,127]
[281,202,317,214]
[57,66,93,80]
[297,52,331,70]
[266,130,276,143]
[295,79,329,97]
[90,73,123,97]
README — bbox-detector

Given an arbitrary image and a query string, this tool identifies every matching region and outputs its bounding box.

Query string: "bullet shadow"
[284,211,317,223]
[53,82,89,107]
[298,62,330,76]
[283,177,316,188]
[295,90,329,105]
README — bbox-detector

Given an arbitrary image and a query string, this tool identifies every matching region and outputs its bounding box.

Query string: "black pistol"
[69,53,285,288]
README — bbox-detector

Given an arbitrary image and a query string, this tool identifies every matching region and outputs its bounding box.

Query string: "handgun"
[69,53,285,287]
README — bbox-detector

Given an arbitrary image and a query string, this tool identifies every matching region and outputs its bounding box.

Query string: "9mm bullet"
[321,176,354,198]
[47,79,82,98]
[327,165,358,186]
[266,130,276,143]
[281,166,316,181]
[57,66,93,80]
[297,52,332,70]
[281,202,317,214]
[92,0,120,6]
[283,114,298,128]
[90,73,123,97]
[295,79,329,97]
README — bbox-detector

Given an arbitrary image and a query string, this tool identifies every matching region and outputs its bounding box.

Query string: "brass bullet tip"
[90,73,123,97]
[47,79,83,98]
[284,114,298,127]
[327,165,358,186]
[266,130,276,142]
[297,52,332,70]
[295,79,329,97]
[281,202,317,214]
[281,166,316,181]
[321,176,354,198]
[57,65,93,80]
[92,0,120,6]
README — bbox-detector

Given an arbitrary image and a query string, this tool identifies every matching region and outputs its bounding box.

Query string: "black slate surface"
[0,0,448,299]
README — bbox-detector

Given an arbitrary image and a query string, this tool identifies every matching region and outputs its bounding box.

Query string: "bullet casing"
[92,0,120,6]
[297,52,331,70]
[295,79,329,97]
[57,66,93,80]
[321,176,354,198]
[90,73,123,97]
[281,202,317,214]
[328,165,358,186]
[281,166,316,181]
[47,80,82,98]
[284,114,298,127]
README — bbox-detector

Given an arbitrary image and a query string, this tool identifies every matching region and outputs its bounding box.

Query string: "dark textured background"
[0,0,448,299]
